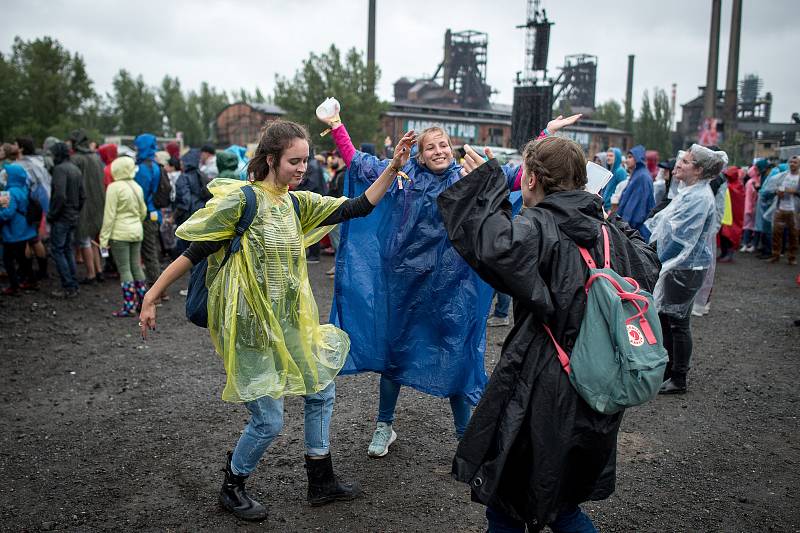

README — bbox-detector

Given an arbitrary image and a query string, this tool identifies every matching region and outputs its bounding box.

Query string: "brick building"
[214,102,286,147]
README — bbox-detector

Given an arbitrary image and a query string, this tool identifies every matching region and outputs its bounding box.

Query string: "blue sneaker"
[367,422,397,458]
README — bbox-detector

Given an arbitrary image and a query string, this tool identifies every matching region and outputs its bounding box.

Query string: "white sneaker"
[739,244,748,252]
[486,316,510,327]
[367,422,397,458]
[179,289,188,297]
[745,245,755,253]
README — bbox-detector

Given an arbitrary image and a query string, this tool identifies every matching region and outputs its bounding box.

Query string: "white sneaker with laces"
[367,422,397,458]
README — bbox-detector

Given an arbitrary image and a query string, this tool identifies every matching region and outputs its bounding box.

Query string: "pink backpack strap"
[543,324,571,375]
[576,225,611,270]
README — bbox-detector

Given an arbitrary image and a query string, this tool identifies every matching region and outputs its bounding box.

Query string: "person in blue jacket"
[602,147,628,211]
[323,107,581,458]
[0,164,38,295]
[134,133,163,287]
[617,145,655,239]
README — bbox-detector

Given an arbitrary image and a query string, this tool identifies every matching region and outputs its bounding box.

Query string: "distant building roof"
[248,102,287,115]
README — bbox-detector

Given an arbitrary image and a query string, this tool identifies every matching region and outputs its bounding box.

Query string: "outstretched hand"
[391,130,416,170]
[460,145,495,177]
[546,113,582,134]
[139,298,157,340]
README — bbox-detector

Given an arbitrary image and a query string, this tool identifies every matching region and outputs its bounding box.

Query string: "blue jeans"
[493,292,511,318]
[49,221,78,289]
[377,375,472,438]
[230,381,335,476]
[486,505,597,533]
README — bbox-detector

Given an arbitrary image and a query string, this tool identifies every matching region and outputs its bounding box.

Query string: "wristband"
[543,127,551,136]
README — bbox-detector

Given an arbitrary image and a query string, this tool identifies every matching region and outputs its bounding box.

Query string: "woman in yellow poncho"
[138,121,415,522]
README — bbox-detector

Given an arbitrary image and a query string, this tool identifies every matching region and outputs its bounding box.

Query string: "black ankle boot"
[305,454,363,506]
[219,452,268,521]
[659,375,687,395]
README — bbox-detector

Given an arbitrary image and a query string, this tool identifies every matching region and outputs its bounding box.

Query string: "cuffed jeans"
[486,505,597,533]
[493,292,511,318]
[377,374,472,438]
[50,221,78,290]
[230,381,335,476]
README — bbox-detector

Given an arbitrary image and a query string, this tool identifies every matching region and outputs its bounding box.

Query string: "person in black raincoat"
[437,137,661,532]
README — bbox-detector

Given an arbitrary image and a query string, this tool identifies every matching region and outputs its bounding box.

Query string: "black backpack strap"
[219,185,257,269]
[288,192,301,219]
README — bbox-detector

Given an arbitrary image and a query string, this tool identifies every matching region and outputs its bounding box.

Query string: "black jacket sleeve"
[182,241,225,265]
[437,160,554,316]
[47,167,65,223]
[318,194,374,226]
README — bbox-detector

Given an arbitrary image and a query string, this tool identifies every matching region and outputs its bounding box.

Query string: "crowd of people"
[2,109,798,531]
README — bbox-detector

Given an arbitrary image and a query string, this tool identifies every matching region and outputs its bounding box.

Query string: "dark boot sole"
[659,388,687,395]
[219,494,268,522]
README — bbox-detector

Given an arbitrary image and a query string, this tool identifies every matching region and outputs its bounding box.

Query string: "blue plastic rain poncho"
[176,179,347,402]
[757,164,788,231]
[602,148,628,211]
[645,180,717,317]
[331,152,517,404]
[618,145,655,239]
[225,145,250,180]
[134,133,162,224]
[0,164,38,243]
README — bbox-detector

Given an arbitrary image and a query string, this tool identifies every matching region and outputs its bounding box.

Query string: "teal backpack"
[544,225,668,415]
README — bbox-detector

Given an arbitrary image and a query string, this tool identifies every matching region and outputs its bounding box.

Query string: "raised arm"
[439,149,553,315]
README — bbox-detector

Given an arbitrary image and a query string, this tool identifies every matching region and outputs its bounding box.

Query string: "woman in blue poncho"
[323,106,580,458]
[602,147,627,211]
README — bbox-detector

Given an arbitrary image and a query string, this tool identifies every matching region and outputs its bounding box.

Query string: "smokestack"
[723,0,743,132]
[704,0,722,119]
[624,54,634,132]
[367,0,376,94]
[671,83,677,131]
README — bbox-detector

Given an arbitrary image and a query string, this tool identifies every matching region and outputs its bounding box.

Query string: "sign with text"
[404,120,478,142]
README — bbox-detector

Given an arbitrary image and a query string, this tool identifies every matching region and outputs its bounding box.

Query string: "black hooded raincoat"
[437,160,661,529]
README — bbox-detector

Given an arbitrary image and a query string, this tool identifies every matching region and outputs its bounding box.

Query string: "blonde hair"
[415,126,452,165]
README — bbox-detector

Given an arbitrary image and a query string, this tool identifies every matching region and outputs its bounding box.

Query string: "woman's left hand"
[390,131,416,170]
[460,145,495,177]
[546,113,582,134]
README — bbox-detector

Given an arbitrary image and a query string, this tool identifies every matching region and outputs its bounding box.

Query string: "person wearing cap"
[653,158,675,207]
[99,156,148,317]
[199,144,219,180]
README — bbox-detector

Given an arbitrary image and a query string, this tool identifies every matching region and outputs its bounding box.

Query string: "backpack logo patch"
[626,324,644,347]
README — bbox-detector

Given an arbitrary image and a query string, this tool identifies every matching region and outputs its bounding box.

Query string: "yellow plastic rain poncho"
[176,178,348,402]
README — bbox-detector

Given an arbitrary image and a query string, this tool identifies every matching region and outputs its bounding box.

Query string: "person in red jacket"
[97,143,118,190]
[719,166,745,262]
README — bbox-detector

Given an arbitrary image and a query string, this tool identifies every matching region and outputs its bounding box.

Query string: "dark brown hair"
[247,120,311,181]
[522,136,587,195]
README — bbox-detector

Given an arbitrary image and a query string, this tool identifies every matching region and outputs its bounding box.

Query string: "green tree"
[109,69,162,135]
[159,76,203,145]
[721,130,747,167]
[634,88,672,158]
[188,82,228,143]
[0,36,95,142]
[593,99,624,129]
[274,44,387,149]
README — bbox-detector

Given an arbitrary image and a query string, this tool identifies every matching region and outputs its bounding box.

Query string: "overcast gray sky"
[2,0,797,122]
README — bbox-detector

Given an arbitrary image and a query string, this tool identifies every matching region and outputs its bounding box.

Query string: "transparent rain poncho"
[645,181,717,317]
[176,178,348,402]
